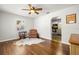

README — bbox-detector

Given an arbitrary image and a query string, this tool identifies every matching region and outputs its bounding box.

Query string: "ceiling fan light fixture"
[30,10,35,13]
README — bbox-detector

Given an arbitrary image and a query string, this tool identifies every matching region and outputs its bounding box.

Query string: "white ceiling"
[0,4,78,18]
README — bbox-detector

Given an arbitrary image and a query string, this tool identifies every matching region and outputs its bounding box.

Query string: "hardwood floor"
[0,39,70,55]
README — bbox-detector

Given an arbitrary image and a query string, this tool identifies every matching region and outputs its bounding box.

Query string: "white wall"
[0,11,34,42]
[34,5,79,44]
[34,14,52,40]
[1,5,79,44]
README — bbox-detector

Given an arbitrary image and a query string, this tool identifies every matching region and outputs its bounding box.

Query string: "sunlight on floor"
[56,44,63,55]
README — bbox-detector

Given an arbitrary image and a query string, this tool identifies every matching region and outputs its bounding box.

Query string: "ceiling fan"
[22,4,42,15]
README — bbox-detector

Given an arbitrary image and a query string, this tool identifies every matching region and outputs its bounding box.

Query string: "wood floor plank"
[0,39,70,55]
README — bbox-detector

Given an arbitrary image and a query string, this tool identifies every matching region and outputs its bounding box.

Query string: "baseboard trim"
[0,37,19,42]
[62,41,70,45]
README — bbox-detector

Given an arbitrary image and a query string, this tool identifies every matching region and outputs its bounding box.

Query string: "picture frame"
[66,14,76,24]
[16,20,24,31]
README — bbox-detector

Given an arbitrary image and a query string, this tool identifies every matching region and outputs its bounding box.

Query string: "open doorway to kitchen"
[51,17,61,42]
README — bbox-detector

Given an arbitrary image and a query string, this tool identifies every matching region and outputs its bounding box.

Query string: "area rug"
[15,38,45,46]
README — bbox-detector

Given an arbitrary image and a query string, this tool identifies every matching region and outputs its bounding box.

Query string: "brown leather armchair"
[28,29,39,38]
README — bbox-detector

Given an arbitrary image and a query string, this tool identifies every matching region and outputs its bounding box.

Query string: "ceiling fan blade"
[22,9,30,10]
[35,8,42,10]
[28,4,33,9]
[35,11,39,14]
[28,12,31,14]
[28,4,32,7]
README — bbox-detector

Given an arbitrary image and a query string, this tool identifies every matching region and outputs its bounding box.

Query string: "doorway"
[51,17,61,42]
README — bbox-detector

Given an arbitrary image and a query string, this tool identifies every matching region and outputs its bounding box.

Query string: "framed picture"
[66,14,76,24]
[16,20,24,31]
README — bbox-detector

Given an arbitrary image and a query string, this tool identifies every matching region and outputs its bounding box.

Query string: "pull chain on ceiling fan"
[22,4,42,15]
